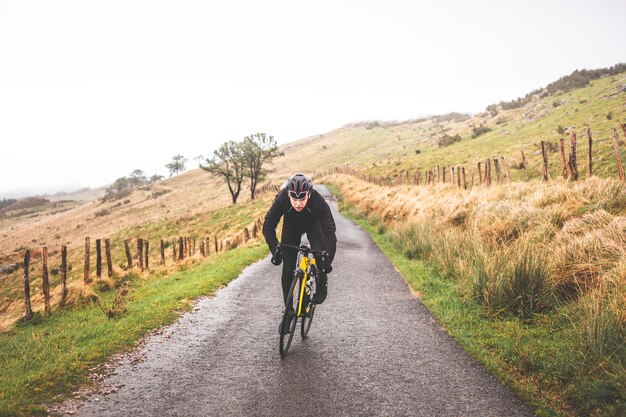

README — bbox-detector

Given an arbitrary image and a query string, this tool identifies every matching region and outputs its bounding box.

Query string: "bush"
[557,125,566,135]
[95,209,110,217]
[437,134,462,147]
[471,124,491,138]
[552,100,562,108]
[415,149,421,155]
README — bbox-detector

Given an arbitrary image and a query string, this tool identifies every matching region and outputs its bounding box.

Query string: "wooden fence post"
[493,158,502,184]
[559,138,568,179]
[61,245,68,304]
[477,162,483,185]
[520,151,529,181]
[244,228,250,242]
[586,128,593,178]
[124,239,132,269]
[192,238,196,255]
[569,130,579,180]
[143,239,150,271]
[456,166,461,187]
[253,224,258,238]
[200,239,205,257]
[160,239,166,265]
[178,237,184,261]
[105,239,113,278]
[23,250,33,320]
[42,246,50,315]
[612,128,625,181]
[501,157,511,182]
[96,239,102,278]
[541,140,549,181]
[462,167,467,189]
[145,240,149,270]
[84,237,90,284]
[137,239,144,271]
[485,159,492,187]
[214,236,218,253]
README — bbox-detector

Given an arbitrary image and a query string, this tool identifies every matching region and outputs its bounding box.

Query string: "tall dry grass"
[327,173,626,408]
[327,174,625,303]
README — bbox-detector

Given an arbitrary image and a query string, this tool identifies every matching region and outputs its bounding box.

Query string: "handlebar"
[277,243,326,256]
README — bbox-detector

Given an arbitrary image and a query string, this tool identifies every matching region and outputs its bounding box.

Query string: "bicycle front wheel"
[279,271,302,357]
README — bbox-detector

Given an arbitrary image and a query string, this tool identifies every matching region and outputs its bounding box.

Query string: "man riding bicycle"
[263,173,337,334]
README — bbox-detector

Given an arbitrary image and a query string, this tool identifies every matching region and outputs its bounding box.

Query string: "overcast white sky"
[1,0,625,194]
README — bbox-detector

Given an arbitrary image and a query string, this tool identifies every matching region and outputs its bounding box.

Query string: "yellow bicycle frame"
[295,255,316,316]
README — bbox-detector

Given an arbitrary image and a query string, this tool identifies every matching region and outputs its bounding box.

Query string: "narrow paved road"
[66,186,534,417]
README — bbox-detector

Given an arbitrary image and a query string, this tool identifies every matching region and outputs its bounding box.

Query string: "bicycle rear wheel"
[279,271,302,357]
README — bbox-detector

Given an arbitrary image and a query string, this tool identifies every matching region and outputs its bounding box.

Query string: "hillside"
[274,69,626,182]
[1,66,625,330]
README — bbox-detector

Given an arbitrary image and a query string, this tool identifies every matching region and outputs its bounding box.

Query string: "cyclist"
[263,173,337,334]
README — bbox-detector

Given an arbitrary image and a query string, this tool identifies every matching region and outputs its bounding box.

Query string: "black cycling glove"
[271,246,283,266]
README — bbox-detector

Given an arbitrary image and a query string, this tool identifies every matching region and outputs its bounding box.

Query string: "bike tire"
[279,272,301,357]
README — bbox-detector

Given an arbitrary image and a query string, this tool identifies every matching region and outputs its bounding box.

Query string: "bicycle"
[277,243,326,358]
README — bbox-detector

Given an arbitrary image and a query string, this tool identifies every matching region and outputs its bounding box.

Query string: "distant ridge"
[1,184,87,199]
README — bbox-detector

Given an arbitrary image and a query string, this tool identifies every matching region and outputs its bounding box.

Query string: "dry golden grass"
[0,167,276,333]
[325,173,626,301]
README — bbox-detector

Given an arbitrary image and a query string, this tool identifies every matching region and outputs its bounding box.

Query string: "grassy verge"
[323,182,587,417]
[0,244,267,416]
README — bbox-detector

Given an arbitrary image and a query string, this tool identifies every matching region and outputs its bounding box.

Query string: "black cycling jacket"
[263,187,337,262]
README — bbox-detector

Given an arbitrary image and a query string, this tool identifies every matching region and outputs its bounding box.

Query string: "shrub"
[152,189,170,199]
[606,111,614,120]
[486,104,498,116]
[437,134,462,147]
[557,125,566,135]
[95,209,110,217]
[471,124,491,138]
[414,149,421,155]
[552,100,562,108]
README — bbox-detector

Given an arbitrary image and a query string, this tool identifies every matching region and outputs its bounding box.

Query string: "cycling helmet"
[287,173,312,199]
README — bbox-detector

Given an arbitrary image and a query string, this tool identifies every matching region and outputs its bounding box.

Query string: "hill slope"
[1,67,624,329]
[274,70,626,182]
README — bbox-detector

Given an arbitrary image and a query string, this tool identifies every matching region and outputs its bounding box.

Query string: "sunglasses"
[289,190,309,200]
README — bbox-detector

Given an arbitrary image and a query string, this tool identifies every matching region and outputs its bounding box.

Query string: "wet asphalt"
[67,186,535,417]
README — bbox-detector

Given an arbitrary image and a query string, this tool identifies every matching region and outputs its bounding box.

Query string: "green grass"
[0,244,268,416]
